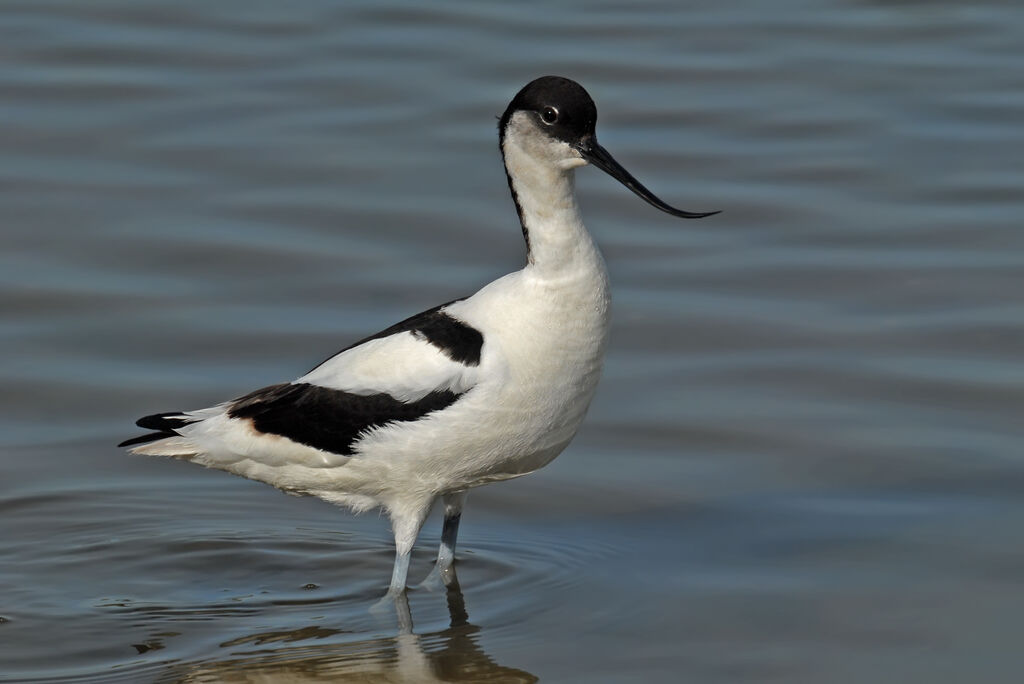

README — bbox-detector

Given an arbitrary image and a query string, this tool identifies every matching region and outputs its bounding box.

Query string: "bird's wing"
[122,301,486,459]
[299,300,483,401]
[219,302,485,456]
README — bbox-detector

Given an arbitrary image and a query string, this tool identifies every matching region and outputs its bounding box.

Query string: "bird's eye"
[540,107,559,124]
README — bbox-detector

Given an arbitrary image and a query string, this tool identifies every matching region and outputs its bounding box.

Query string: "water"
[2,1,1023,681]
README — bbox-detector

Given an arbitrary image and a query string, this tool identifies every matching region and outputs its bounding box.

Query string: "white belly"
[353,261,611,496]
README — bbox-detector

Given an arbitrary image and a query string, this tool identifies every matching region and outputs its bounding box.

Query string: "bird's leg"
[371,566,416,630]
[436,491,467,579]
[385,501,432,597]
[388,550,412,597]
[416,491,467,591]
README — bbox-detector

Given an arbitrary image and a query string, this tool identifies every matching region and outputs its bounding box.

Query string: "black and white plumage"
[121,76,717,597]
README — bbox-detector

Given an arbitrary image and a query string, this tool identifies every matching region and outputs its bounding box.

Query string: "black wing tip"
[122,411,195,448]
[136,412,194,431]
[118,431,176,448]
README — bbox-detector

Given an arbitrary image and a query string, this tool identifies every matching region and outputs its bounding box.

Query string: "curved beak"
[576,138,719,219]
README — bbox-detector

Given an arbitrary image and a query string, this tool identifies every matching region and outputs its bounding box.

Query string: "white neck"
[501,114,601,277]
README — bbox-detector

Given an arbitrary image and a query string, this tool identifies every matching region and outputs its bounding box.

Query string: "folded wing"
[121,303,485,459]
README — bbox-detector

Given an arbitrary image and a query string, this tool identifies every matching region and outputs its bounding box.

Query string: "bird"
[120,75,718,597]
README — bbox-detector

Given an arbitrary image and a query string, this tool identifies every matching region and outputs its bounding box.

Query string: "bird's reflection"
[174,568,536,683]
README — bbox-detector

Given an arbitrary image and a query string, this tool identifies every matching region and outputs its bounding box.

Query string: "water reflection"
[174,572,536,683]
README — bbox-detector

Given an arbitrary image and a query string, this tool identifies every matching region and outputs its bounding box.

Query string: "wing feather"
[121,303,486,458]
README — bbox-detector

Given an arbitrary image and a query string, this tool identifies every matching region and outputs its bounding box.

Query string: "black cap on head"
[498,76,597,146]
[499,76,719,220]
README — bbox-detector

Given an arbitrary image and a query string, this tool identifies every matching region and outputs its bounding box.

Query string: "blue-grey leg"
[385,499,433,597]
[436,491,467,579]
[388,550,412,596]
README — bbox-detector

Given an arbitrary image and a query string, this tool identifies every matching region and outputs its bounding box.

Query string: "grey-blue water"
[3,1,1023,682]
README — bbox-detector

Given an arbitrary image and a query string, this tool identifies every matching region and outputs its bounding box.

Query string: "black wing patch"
[307,300,483,373]
[227,382,463,455]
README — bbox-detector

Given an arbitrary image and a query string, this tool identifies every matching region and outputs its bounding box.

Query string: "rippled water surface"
[3,1,1024,681]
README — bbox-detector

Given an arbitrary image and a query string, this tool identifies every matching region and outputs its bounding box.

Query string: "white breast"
[348,232,610,496]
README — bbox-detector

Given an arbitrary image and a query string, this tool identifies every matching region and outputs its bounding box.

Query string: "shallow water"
[3,1,1024,681]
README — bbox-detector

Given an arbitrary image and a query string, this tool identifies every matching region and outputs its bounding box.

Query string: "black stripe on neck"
[498,122,532,261]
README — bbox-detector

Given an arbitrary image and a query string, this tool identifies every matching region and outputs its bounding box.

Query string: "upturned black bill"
[577,139,719,219]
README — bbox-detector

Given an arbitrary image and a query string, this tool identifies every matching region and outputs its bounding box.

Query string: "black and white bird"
[120,76,717,597]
